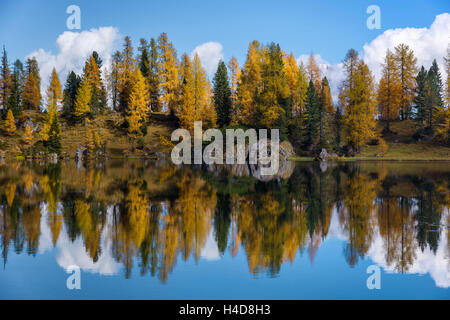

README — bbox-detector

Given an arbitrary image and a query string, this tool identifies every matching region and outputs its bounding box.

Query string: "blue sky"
[0,0,448,103]
[1,0,448,64]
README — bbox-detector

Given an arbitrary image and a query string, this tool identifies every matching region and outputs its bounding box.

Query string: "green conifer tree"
[414,66,428,133]
[304,80,320,149]
[213,61,232,127]
[8,60,24,116]
[426,59,443,129]
[62,71,81,119]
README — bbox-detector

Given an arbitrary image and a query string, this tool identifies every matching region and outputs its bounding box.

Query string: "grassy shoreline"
[1,112,449,162]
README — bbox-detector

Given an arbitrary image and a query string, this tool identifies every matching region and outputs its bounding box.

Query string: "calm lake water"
[0,160,448,299]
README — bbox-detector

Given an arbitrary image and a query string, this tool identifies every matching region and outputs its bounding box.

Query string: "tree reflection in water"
[0,160,448,284]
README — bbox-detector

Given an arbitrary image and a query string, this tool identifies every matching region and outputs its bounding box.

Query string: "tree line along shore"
[0,34,449,161]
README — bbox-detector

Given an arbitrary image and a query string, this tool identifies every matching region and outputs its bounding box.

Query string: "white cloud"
[37,202,55,254]
[26,27,120,106]
[200,230,221,261]
[296,13,450,106]
[366,223,450,289]
[362,13,450,81]
[55,206,122,276]
[191,42,224,77]
[37,203,121,275]
[327,208,450,288]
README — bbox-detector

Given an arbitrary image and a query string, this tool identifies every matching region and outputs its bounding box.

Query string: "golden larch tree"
[342,57,377,152]
[320,76,333,113]
[84,55,106,113]
[306,54,322,91]
[228,57,241,125]
[4,109,16,134]
[39,101,57,142]
[84,127,97,155]
[177,53,196,130]
[176,53,216,130]
[435,107,450,145]
[126,68,149,146]
[22,72,41,110]
[394,43,418,120]
[377,49,402,132]
[73,79,92,119]
[192,53,216,128]
[158,33,179,115]
[46,68,62,111]
[258,43,289,129]
[238,41,263,126]
[23,124,33,145]
[284,53,301,112]
[84,56,101,89]
[0,47,12,111]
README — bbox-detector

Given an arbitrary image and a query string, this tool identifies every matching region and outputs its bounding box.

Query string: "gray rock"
[75,147,86,162]
[319,148,330,161]
[155,151,168,161]
[24,118,40,131]
[49,153,58,163]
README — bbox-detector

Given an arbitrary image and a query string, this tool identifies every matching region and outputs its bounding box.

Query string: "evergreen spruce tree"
[212,61,232,127]
[0,46,12,113]
[92,51,107,113]
[62,71,81,119]
[333,106,343,151]
[289,116,304,152]
[414,66,428,133]
[138,39,150,78]
[426,59,443,129]
[148,38,161,112]
[118,36,135,114]
[319,77,333,148]
[8,60,24,116]
[177,53,196,130]
[304,80,320,149]
[92,51,103,69]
